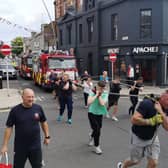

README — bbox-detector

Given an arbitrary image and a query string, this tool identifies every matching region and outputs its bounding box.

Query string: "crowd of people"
[0,68,168,168]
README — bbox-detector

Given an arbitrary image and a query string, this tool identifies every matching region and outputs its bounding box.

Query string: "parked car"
[0,64,17,79]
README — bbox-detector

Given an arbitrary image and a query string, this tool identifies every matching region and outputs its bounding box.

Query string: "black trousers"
[14,149,42,168]
[83,92,89,106]
[88,113,103,147]
[59,96,73,119]
[129,96,138,115]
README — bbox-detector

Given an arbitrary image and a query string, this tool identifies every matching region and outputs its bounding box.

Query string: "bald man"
[0,88,50,168]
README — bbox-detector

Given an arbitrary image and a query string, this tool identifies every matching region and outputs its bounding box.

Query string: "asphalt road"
[0,78,168,168]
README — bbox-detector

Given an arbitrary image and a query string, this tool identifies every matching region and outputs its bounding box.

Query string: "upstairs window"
[60,29,63,46]
[85,0,95,11]
[67,24,72,45]
[79,24,83,43]
[140,9,152,39]
[111,14,118,41]
[87,17,94,43]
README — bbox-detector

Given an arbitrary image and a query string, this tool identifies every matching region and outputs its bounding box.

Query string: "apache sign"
[132,46,159,54]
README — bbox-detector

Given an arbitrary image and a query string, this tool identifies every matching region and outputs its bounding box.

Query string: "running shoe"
[112,116,119,121]
[57,115,62,122]
[117,162,123,168]
[88,133,94,146]
[106,113,110,118]
[67,119,72,124]
[94,146,102,155]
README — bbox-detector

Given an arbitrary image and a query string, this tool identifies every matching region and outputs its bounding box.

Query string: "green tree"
[11,37,23,56]
[0,52,5,58]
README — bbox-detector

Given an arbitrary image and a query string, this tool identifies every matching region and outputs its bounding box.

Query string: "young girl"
[87,81,108,154]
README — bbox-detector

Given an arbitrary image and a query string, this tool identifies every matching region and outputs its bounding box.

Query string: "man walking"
[117,91,168,168]
[0,88,50,168]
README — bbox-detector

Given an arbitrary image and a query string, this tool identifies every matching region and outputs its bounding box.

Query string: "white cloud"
[0,0,54,43]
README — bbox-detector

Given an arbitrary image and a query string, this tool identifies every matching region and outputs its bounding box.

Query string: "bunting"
[0,16,37,33]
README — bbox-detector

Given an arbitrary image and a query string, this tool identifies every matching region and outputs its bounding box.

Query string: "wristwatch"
[45,136,51,139]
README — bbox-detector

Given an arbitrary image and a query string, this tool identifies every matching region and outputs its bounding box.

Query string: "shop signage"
[107,48,120,54]
[132,46,159,54]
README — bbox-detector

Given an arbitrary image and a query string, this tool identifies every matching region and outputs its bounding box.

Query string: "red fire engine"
[19,54,33,79]
[32,51,78,90]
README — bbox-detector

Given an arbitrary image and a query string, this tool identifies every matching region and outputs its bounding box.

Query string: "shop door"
[139,59,156,84]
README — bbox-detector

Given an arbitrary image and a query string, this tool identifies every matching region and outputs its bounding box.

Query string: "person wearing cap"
[87,81,108,155]
[117,91,168,168]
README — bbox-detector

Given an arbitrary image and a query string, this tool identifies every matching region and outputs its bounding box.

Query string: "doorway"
[137,59,156,85]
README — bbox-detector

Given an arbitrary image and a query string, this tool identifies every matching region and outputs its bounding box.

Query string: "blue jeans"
[59,96,73,119]
[14,149,42,168]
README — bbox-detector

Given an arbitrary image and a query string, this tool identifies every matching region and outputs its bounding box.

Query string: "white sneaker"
[112,116,119,121]
[88,133,94,146]
[94,146,102,154]
[106,113,110,118]
[117,162,123,168]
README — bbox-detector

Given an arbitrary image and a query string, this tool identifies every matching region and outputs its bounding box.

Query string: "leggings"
[88,113,103,147]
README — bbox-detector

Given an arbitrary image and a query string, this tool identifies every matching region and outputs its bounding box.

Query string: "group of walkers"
[81,70,168,168]
[0,69,168,168]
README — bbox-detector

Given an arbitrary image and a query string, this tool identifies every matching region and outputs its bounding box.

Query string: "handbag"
[0,152,12,168]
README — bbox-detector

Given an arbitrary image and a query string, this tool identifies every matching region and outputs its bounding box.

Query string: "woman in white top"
[82,77,93,108]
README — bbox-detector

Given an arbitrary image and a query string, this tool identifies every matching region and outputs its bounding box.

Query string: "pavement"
[0,86,167,112]
[0,88,22,112]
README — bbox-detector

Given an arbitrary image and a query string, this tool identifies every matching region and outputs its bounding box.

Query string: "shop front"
[104,45,168,86]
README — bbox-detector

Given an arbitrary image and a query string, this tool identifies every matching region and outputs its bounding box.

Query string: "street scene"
[0,78,168,168]
[0,0,168,168]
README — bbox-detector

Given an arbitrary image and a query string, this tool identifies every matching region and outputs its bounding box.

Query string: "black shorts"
[108,95,120,107]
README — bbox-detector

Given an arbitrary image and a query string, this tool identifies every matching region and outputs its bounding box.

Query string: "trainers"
[112,116,119,121]
[94,146,102,155]
[57,115,62,122]
[106,113,110,118]
[117,162,123,168]
[88,133,94,146]
[67,119,72,124]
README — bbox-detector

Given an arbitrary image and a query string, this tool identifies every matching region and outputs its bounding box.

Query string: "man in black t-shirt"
[0,88,50,168]
[117,91,168,168]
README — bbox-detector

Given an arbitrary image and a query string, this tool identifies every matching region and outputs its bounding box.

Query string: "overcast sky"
[0,0,55,44]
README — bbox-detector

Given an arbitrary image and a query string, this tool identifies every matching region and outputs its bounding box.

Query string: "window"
[87,17,94,42]
[140,9,152,39]
[79,24,83,43]
[111,14,118,41]
[60,29,63,46]
[67,24,72,44]
[85,0,95,11]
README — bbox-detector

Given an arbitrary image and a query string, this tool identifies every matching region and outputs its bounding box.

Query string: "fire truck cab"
[19,54,33,79]
[32,51,78,90]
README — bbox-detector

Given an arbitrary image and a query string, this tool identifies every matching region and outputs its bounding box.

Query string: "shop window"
[140,9,152,39]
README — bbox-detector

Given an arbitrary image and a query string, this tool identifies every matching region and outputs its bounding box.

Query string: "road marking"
[35,96,46,102]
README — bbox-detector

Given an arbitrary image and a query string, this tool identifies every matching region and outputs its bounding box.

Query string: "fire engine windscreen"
[48,58,76,69]
[27,58,33,67]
